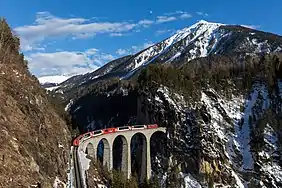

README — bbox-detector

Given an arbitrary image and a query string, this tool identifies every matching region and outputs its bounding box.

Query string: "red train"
[72,124,158,146]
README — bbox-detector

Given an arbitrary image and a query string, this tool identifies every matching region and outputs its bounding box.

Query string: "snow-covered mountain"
[54,20,282,93]
[38,75,71,90]
[38,75,71,85]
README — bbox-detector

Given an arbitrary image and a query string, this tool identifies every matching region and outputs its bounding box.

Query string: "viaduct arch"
[79,127,166,180]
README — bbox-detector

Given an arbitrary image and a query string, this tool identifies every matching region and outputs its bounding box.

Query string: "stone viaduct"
[78,127,166,180]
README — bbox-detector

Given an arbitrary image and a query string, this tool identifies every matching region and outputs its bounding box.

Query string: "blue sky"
[1,0,281,77]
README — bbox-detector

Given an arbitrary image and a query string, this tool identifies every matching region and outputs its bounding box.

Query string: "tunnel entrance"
[113,135,128,177]
[131,133,147,183]
[150,131,168,176]
[97,138,111,170]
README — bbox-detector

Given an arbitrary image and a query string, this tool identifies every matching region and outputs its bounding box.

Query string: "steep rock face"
[0,20,70,187]
[137,81,282,187]
[0,63,71,188]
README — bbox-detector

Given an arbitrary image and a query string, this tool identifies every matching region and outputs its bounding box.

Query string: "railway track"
[73,147,83,188]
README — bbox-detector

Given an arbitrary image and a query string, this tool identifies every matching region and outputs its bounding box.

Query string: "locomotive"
[72,124,158,146]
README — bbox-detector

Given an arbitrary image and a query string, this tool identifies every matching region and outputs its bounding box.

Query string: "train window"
[84,133,91,138]
[94,130,102,134]
[133,125,145,128]
[118,126,129,130]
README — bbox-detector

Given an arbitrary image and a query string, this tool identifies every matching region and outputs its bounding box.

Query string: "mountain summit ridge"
[52,20,282,92]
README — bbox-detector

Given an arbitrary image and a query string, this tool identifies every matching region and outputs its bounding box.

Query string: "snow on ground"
[45,86,60,91]
[224,83,270,172]
[261,162,282,188]
[181,173,202,188]
[67,146,74,188]
[263,123,277,151]
[38,75,71,84]
[65,99,74,112]
[78,148,91,188]
[237,86,259,170]
[157,86,186,112]
[97,184,107,188]
[167,52,181,62]
[275,46,282,52]
[239,84,269,170]
[201,91,226,140]
[259,123,282,187]
[53,177,66,188]
[230,170,245,188]
[123,20,225,79]
[251,38,271,53]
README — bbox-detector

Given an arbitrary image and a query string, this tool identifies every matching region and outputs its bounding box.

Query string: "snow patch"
[231,170,245,188]
[45,86,60,91]
[157,86,186,112]
[182,173,202,188]
[78,148,91,188]
[201,92,226,140]
[238,87,258,170]
[53,177,66,188]
[65,99,74,112]
[167,52,181,62]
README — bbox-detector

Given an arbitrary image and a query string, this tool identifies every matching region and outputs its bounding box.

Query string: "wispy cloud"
[116,49,128,55]
[196,12,209,17]
[164,11,185,16]
[138,19,154,27]
[155,29,175,36]
[180,13,192,19]
[116,41,155,56]
[26,48,115,77]
[156,16,177,24]
[15,12,137,51]
[110,33,125,37]
[156,11,192,23]
[241,25,260,29]
[17,11,193,77]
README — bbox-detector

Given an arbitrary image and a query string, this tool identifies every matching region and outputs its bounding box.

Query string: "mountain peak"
[197,19,209,24]
[194,19,224,27]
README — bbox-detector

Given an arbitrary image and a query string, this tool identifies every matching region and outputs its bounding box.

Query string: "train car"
[72,135,83,146]
[83,132,92,140]
[117,126,131,132]
[147,124,158,129]
[72,124,159,146]
[92,130,103,136]
[102,127,118,134]
[131,124,147,130]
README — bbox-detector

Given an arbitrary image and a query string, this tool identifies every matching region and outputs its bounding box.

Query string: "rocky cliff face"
[138,81,282,187]
[0,19,70,188]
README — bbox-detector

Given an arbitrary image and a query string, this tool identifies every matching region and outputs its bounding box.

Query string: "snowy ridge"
[55,20,282,92]
[123,20,225,78]
[38,75,71,84]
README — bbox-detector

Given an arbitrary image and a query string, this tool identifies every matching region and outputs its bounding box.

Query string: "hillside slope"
[0,19,70,187]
